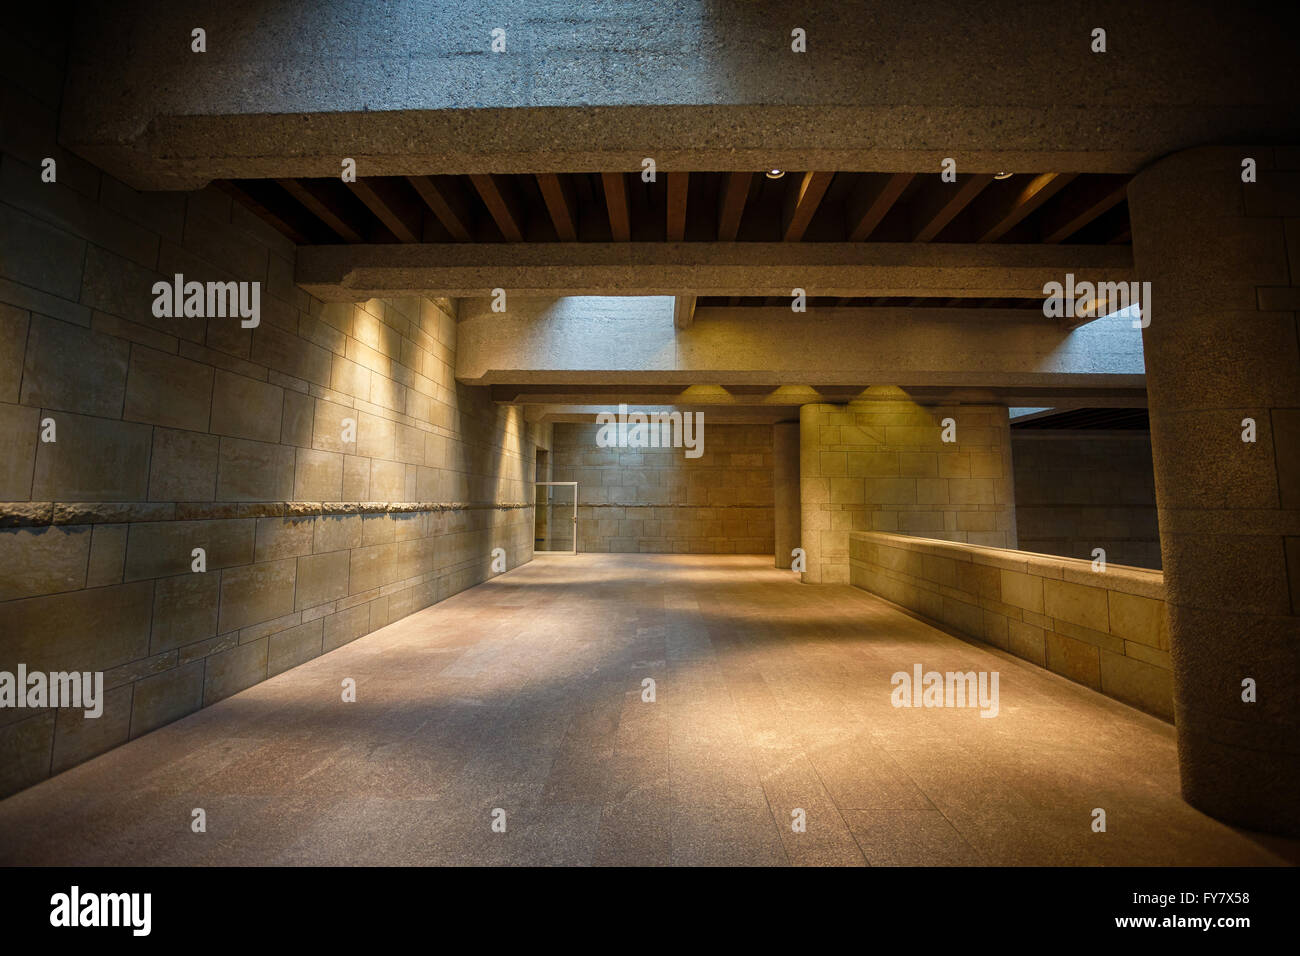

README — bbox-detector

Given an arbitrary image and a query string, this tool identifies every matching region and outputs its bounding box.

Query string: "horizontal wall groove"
[0,500,534,527]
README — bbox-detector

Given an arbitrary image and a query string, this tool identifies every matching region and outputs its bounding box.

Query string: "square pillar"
[799,395,1016,584]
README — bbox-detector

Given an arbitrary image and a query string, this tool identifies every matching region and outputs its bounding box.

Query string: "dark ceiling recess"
[1013,408,1150,430]
[218,170,1132,250]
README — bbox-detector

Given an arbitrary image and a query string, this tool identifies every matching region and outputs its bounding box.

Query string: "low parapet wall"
[849,531,1171,718]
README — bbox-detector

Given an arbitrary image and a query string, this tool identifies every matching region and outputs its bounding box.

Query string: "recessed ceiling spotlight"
[765,168,785,179]
[993,171,1014,180]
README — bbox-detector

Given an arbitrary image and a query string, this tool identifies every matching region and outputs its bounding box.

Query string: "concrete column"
[773,422,801,569]
[1127,145,1300,836]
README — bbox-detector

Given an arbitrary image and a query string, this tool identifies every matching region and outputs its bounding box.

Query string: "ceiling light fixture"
[765,168,785,179]
[993,171,1013,180]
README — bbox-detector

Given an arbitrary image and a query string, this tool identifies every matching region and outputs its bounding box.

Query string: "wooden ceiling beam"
[781,171,835,241]
[600,172,631,241]
[349,178,423,243]
[717,172,752,241]
[846,173,913,241]
[972,172,1077,242]
[666,172,689,241]
[470,173,526,242]
[912,174,995,242]
[277,179,366,243]
[674,294,696,329]
[215,180,313,244]
[1040,174,1130,243]
[408,176,474,242]
[535,173,578,241]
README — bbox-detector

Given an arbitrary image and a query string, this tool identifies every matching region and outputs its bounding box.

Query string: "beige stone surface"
[0,555,1293,867]
[280,388,315,447]
[0,502,533,796]
[314,514,362,553]
[148,427,220,501]
[151,573,221,652]
[368,458,405,501]
[1045,632,1102,690]
[267,619,325,677]
[202,638,269,705]
[50,685,132,774]
[218,558,297,633]
[295,448,345,500]
[254,516,315,562]
[1100,650,1175,720]
[217,437,296,501]
[86,522,128,587]
[0,402,39,500]
[296,550,350,609]
[130,661,205,737]
[2,71,540,801]
[0,581,153,674]
[21,315,129,418]
[850,531,1171,718]
[0,304,28,403]
[32,412,152,501]
[125,518,255,580]
[1042,579,1110,633]
[0,714,55,797]
[801,401,1016,583]
[1108,590,1169,650]
[209,370,284,443]
[0,526,90,601]
[123,346,214,431]
[553,423,773,554]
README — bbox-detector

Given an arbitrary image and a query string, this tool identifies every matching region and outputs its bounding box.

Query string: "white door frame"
[534,481,578,554]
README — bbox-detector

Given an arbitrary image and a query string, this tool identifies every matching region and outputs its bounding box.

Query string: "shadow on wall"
[1012,431,1161,570]
[0,76,545,798]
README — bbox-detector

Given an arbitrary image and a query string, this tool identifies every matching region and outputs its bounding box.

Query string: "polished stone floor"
[0,554,1294,866]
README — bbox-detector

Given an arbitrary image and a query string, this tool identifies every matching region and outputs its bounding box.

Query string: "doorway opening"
[535,481,578,553]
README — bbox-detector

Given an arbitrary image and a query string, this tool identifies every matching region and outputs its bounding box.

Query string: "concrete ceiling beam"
[296,242,1131,300]
[452,297,1146,390]
[505,391,1150,419]
[55,2,1294,191]
[59,4,1300,190]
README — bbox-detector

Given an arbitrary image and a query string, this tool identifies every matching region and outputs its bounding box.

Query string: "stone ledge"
[849,530,1172,719]
[0,500,534,527]
[850,530,1164,599]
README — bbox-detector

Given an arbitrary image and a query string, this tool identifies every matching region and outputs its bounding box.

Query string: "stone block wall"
[849,531,1172,718]
[800,400,1017,584]
[0,47,540,796]
[1012,431,1161,569]
[551,422,773,553]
